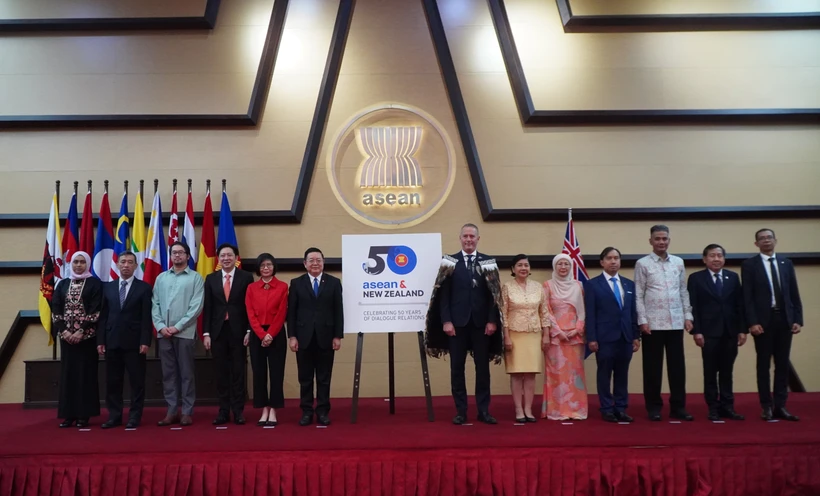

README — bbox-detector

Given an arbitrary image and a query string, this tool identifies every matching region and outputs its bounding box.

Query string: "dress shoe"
[125,420,140,429]
[299,413,313,426]
[101,419,122,429]
[266,420,278,427]
[719,410,745,421]
[648,412,662,422]
[59,419,76,428]
[180,415,193,426]
[615,412,634,423]
[773,408,799,421]
[761,407,773,421]
[602,412,618,423]
[670,410,694,421]
[257,419,267,427]
[477,413,497,425]
[234,415,246,425]
[157,415,179,427]
[75,419,89,428]
[317,414,331,426]
[525,416,537,423]
[212,414,229,426]
[515,416,526,423]
[707,411,721,422]
[452,414,467,425]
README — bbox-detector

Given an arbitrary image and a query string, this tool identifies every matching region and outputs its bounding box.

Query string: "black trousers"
[448,323,491,416]
[105,348,147,422]
[596,339,633,414]
[701,333,738,413]
[249,327,286,409]
[296,333,335,416]
[642,329,686,413]
[212,321,247,416]
[753,310,792,409]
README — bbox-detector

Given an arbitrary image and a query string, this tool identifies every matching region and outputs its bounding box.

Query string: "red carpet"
[1,393,819,495]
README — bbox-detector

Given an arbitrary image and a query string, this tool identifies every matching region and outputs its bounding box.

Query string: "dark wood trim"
[0,0,283,130]
[292,0,355,221]
[486,0,820,126]
[424,0,493,219]
[0,311,39,384]
[557,0,820,33]
[0,0,221,32]
[4,253,819,276]
[484,206,820,222]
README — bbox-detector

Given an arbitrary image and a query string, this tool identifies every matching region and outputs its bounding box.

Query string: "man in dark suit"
[97,251,152,429]
[584,247,640,423]
[287,247,344,426]
[688,244,747,421]
[203,243,254,425]
[741,229,803,421]
[440,223,500,425]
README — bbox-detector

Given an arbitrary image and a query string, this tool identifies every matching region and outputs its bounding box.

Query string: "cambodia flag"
[92,191,115,282]
[61,191,79,266]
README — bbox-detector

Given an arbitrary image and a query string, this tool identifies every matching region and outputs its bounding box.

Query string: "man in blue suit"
[584,247,640,423]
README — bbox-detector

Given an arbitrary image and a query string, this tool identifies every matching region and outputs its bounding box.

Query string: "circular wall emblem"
[327,103,457,229]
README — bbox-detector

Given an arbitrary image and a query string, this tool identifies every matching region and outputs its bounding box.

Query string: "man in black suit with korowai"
[202,243,255,426]
[687,244,747,422]
[287,247,344,426]
[742,229,803,421]
[97,251,153,429]
[425,223,502,425]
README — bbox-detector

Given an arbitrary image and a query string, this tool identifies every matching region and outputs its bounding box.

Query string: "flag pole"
[52,181,61,359]
[222,178,226,193]
[188,178,192,194]
[139,179,144,201]
[153,178,158,195]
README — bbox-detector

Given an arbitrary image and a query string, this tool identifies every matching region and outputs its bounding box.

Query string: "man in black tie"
[97,251,153,429]
[741,229,803,421]
[439,224,500,425]
[287,247,344,426]
[687,244,747,421]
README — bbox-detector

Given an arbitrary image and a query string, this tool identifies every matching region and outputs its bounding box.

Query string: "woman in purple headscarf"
[51,251,102,428]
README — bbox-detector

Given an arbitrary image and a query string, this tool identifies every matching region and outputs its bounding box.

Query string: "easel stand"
[350,331,435,423]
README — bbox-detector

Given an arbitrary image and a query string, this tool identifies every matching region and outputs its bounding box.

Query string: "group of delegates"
[427,223,804,425]
[51,242,344,429]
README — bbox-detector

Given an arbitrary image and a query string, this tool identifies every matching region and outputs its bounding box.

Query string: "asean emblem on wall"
[327,104,457,229]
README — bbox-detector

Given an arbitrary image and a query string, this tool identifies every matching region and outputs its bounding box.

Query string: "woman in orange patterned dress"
[542,253,588,420]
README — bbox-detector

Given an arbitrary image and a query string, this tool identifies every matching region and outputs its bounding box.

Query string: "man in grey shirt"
[152,241,205,427]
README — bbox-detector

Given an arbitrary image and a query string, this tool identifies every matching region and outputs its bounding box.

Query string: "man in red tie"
[202,243,254,425]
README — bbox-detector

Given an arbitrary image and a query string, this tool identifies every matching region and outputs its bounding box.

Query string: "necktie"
[714,273,723,295]
[313,277,320,296]
[467,255,474,272]
[119,280,127,306]
[223,274,231,320]
[769,257,783,308]
[610,277,623,310]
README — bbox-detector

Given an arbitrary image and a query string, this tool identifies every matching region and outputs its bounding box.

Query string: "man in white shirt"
[634,225,694,421]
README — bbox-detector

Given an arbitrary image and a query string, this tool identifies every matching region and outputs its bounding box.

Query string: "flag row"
[38,180,240,344]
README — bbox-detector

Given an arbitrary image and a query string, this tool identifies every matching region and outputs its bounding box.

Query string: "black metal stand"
[350,331,435,423]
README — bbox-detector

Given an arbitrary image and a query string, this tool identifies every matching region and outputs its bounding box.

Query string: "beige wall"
[0,0,818,404]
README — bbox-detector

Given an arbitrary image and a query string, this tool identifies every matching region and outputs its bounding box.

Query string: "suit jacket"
[286,273,344,350]
[439,252,499,328]
[97,278,152,350]
[687,269,745,338]
[584,273,638,344]
[741,255,803,327]
[202,269,254,340]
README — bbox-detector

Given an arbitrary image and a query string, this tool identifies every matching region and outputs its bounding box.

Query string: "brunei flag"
[39,191,63,345]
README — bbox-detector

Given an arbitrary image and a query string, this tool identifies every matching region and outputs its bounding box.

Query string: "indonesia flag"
[166,188,179,269]
[142,190,167,287]
[182,187,197,270]
[92,191,115,281]
[562,209,589,283]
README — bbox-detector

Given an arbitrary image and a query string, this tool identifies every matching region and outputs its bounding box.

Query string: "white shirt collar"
[606,272,619,281]
[462,250,476,259]
[222,268,236,279]
[310,273,323,283]
[709,269,723,278]
[760,252,777,261]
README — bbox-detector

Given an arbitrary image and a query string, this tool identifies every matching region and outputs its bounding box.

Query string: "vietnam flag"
[196,186,216,278]
[39,190,63,345]
[142,190,167,287]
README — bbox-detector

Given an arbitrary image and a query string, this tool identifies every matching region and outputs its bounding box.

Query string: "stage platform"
[1,393,818,495]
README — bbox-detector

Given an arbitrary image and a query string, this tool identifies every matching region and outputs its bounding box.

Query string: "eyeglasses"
[259,263,274,268]
[171,250,187,255]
